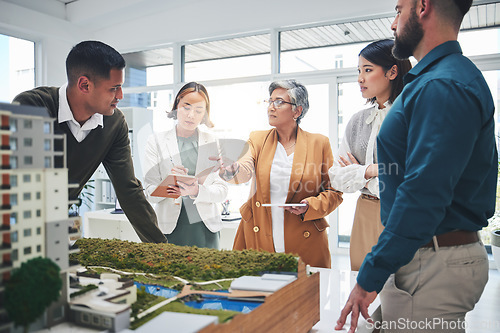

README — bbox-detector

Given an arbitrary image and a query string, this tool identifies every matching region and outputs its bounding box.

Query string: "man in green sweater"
[14,40,167,243]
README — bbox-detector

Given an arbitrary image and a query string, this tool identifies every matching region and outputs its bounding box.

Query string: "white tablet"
[261,203,307,207]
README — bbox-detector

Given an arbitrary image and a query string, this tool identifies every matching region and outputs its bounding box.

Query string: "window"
[10,156,17,169]
[23,192,30,201]
[102,317,112,328]
[9,138,17,151]
[43,122,51,134]
[10,175,17,187]
[185,34,271,81]
[81,313,90,324]
[459,28,500,57]
[280,18,393,73]
[35,174,41,182]
[22,174,30,183]
[36,226,41,235]
[23,247,31,255]
[23,228,31,237]
[36,192,40,200]
[11,231,17,243]
[9,118,17,132]
[44,139,51,151]
[122,46,174,87]
[24,156,33,165]
[11,249,18,261]
[44,156,51,168]
[23,138,32,147]
[36,244,41,253]
[52,306,64,321]
[36,209,41,217]
[10,194,17,206]
[10,212,17,225]
[23,119,32,129]
[23,210,31,219]
[0,34,35,103]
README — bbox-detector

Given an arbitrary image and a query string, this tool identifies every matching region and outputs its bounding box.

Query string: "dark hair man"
[14,40,167,243]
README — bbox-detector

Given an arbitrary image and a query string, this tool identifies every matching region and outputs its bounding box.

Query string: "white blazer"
[143,128,228,234]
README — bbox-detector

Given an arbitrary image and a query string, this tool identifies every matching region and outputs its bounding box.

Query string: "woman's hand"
[209,156,240,181]
[177,178,199,197]
[339,152,359,167]
[284,199,309,215]
[364,164,378,179]
[169,165,199,197]
[339,153,377,180]
[171,165,189,175]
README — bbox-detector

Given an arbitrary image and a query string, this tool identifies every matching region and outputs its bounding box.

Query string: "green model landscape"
[71,238,298,280]
[70,238,300,328]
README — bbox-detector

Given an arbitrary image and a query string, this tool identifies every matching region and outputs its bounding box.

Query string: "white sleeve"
[143,134,167,204]
[328,136,369,193]
[366,177,380,197]
[193,172,228,204]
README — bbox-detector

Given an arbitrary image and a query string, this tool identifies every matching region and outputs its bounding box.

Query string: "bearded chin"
[392,9,424,60]
[392,37,414,60]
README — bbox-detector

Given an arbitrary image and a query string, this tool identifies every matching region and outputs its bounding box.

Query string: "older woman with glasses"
[220,79,343,268]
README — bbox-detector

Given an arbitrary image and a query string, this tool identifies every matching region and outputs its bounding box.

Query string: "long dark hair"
[359,39,412,104]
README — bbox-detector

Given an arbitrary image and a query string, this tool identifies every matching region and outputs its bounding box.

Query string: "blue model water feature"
[135,282,179,298]
[184,294,261,314]
[136,283,262,313]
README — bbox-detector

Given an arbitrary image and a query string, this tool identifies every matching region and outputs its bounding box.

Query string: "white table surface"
[310,267,380,333]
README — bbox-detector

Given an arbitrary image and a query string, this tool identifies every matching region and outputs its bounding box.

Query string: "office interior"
[1,0,500,332]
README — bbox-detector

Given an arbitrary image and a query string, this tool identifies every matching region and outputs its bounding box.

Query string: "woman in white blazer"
[143,82,228,249]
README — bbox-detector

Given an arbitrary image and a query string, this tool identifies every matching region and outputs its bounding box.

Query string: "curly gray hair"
[269,79,309,124]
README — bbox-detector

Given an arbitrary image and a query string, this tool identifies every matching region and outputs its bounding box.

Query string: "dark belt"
[421,230,479,248]
[361,194,379,200]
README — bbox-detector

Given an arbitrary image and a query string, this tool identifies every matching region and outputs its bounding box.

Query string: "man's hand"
[335,283,377,333]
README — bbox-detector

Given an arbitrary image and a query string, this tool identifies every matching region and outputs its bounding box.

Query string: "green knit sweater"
[14,87,167,243]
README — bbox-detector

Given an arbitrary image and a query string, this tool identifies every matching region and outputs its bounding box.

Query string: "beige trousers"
[349,195,384,271]
[378,241,489,333]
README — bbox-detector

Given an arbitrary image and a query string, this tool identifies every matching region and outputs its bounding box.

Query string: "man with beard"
[336,0,497,332]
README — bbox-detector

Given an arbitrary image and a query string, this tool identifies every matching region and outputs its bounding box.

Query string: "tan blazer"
[232,127,343,268]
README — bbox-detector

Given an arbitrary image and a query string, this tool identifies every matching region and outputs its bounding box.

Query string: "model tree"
[5,257,62,333]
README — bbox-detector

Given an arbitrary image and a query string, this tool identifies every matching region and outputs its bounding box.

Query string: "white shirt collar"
[58,83,104,128]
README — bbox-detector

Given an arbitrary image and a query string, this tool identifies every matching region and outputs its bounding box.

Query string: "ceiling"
[3,0,500,69]
[122,1,500,69]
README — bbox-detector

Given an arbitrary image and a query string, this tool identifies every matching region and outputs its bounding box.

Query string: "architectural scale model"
[0,102,83,332]
[0,101,320,332]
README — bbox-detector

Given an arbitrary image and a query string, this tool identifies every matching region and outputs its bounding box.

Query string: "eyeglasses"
[264,99,296,108]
